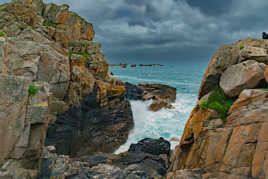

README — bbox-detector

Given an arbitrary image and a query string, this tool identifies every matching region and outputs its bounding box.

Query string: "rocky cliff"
[168,39,268,179]
[0,0,134,177]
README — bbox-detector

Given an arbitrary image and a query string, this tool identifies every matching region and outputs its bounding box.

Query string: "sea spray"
[114,93,194,154]
[111,64,206,154]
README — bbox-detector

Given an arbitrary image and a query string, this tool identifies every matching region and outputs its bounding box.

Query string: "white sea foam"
[114,93,196,154]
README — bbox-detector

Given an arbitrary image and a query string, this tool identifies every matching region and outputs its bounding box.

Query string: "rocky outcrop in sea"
[125,82,176,111]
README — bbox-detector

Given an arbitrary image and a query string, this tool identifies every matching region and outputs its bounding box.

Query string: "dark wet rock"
[79,154,113,167]
[139,83,176,103]
[45,86,134,157]
[125,82,177,111]
[129,137,171,156]
[40,138,171,178]
[125,82,144,100]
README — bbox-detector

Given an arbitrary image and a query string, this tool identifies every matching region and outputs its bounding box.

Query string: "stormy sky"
[2,0,268,63]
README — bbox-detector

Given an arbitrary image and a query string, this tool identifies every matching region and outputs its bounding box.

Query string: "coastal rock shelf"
[39,137,171,178]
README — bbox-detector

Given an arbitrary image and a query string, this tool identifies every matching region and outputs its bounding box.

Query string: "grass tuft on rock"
[69,50,89,60]
[0,30,6,37]
[28,83,38,96]
[43,20,56,27]
[199,88,234,120]
[240,45,245,50]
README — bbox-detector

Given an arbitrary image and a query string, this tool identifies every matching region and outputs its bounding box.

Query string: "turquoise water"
[110,62,208,153]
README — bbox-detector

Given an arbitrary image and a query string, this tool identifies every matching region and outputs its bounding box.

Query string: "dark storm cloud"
[185,0,233,16]
[2,0,268,63]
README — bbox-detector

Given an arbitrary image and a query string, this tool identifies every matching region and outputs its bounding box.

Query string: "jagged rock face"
[0,74,50,178]
[170,89,268,179]
[169,39,268,179]
[39,138,171,178]
[1,0,94,46]
[0,0,134,176]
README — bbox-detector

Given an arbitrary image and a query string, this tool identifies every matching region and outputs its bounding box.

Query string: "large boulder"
[239,46,268,61]
[198,44,240,99]
[0,74,50,178]
[264,66,268,84]
[198,38,268,99]
[220,60,266,97]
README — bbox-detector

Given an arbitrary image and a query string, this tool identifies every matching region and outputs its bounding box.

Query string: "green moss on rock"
[28,83,38,96]
[69,50,89,60]
[200,88,234,119]
[0,30,6,37]
[43,20,56,27]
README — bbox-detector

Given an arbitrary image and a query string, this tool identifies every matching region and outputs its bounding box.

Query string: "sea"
[110,62,208,153]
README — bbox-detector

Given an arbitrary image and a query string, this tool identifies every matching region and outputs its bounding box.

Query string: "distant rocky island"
[109,63,164,68]
[1,0,268,178]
